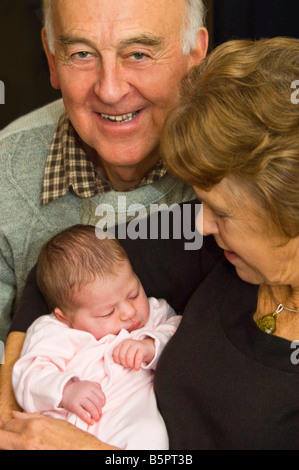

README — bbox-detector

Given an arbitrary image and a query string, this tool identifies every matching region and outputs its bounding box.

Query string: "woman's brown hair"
[161,37,299,237]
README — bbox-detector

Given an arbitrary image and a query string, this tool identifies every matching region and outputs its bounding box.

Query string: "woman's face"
[194,177,299,286]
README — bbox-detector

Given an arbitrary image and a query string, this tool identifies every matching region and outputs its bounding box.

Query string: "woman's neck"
[255,284,299,341]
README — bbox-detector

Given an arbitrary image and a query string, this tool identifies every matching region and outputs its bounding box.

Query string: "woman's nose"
[201,204,219,236]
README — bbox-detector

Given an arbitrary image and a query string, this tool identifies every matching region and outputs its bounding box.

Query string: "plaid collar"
[41,113,166,206]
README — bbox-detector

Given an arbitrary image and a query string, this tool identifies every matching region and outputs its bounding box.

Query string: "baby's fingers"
[90,385,106,419]
[75,397,103,426]
[112,343,121,365]
[133,349,144,371]
[72,400,95,426]
[74,385,106,425]
[112,341,130,366]
[112,341,134,368]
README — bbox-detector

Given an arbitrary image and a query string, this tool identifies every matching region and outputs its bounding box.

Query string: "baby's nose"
[119,301,136,321]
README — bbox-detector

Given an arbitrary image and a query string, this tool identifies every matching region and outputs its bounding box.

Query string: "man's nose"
[93,56,131,105]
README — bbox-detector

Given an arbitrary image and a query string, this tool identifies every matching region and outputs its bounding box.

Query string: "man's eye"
[73,51,91,59]
[131,52,147,60]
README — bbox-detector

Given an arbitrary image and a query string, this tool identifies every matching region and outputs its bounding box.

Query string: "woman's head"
[162,37,299,239]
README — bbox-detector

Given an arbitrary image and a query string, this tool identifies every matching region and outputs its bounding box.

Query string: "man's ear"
[41,27,61,90]
[54,307,73,328]
[188,27,209,68]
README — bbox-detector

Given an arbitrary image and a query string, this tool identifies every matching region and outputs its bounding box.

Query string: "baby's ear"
[54,307,73,328]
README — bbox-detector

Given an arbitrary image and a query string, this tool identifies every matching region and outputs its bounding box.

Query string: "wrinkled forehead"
[51,0,187,40]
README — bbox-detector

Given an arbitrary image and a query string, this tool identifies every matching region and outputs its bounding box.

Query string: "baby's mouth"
[100,110,140,123]
[126,321,141,332]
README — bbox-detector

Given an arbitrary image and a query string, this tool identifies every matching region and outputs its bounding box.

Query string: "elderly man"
[0,0,208,449]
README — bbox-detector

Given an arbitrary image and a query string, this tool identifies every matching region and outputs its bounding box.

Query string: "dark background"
[0,0,298,129]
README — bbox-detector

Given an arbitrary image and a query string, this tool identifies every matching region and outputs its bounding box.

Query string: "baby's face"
[67,262,150,340]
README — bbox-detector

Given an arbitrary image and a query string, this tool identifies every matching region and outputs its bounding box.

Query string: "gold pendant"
[255,304,284,335]
[256,314,277,335]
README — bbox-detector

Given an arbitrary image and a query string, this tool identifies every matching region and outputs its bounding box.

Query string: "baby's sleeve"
[12,316,82,413]
[134,298,182,369]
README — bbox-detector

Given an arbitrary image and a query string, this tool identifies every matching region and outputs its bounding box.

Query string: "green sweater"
[0,99,195,342]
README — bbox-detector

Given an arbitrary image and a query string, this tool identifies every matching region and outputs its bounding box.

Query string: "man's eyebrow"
[58,34,164,50]
[119,35,164,49]
[58,35,96,49]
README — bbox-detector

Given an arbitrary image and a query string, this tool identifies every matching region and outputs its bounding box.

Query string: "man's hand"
[0,411,118,450]
[60,378,106,426]
[0,332,25,423]
[112,338,155,371]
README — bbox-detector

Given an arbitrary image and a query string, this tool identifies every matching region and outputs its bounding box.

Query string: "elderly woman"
[155,37,299,449]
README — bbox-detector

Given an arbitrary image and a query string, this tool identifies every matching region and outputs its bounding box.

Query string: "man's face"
[46,0,208,169]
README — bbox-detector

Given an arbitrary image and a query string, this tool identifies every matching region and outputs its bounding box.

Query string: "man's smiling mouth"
[100,110,140,123]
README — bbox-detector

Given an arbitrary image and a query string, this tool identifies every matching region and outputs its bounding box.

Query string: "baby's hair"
[37,225,129,314]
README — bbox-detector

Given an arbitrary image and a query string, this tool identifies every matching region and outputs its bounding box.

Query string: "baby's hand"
[112,338,155,371]
[60,377,106,426]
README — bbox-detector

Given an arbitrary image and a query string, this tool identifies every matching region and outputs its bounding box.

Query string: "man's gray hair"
[182,0,207,54]
[43,0,55,54]
[43,0,206,55]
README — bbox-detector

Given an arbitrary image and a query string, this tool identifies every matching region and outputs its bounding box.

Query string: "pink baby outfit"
[13,298,180,450]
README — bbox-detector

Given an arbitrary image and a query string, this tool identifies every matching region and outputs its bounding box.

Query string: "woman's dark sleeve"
[10,264,50,333]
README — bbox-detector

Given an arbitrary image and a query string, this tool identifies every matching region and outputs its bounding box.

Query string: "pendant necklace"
[256,287,299,335]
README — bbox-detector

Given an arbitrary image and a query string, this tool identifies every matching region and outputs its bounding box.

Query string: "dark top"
[11,200,223,332]
[155,260,299,450]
